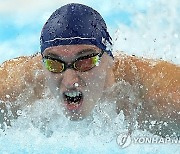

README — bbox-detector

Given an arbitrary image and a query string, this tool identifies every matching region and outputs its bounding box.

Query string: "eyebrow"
[44,48,99,61]
[75,49,99,57]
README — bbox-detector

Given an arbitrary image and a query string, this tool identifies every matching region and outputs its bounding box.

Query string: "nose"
[61,69,80,88]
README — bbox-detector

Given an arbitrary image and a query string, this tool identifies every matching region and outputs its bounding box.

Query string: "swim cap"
[40,3,113,57]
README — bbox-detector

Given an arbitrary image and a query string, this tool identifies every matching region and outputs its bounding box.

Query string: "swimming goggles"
[43,50,104,73]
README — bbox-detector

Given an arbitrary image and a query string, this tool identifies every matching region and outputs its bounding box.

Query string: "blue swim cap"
[40,3,113,57]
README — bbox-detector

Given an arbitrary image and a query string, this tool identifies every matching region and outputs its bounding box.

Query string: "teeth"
[65,91,81,97]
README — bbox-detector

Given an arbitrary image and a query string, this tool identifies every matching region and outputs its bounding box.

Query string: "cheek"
[83,68,107,95]
[44,71,61,92]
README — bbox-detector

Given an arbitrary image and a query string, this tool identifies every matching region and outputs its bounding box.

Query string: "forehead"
[43,44,101,57]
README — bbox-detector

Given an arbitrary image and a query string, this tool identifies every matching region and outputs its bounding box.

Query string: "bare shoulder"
[113,52,180,110]
[0,53,45,102]
[113,52,180,102]
[0,53,43,73]
[112,52,152,84]
[113,52,180,137]
[113,52,179,84]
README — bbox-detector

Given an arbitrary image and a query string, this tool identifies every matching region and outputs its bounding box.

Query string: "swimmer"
[0,3,179,137]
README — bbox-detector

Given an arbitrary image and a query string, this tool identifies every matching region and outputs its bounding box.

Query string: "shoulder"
[0,53,43,84]
[0,53,45,101]
[0,53,43,71]
[112,51,159,84]
[112,52,139,83]
[113,51,156,69]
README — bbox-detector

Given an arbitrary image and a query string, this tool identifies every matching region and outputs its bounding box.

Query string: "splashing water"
[0,91,123,153]
[112,0,180,65]
[0,81,179,153]
[0,0,180,153]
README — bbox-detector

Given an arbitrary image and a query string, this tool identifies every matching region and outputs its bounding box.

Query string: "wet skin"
[42,45,115,120]
[0,45,179,137]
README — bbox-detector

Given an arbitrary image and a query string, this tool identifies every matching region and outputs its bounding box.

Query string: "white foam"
[0,0,179,153]
[0,81,179,153]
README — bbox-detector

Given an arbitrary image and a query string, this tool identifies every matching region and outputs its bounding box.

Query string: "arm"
[113,53,180,137]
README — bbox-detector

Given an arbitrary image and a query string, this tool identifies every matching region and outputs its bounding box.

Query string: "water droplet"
[96,62,100,66]
[17,110,23,116]
[74,83,79,87]
[6,95,10,99]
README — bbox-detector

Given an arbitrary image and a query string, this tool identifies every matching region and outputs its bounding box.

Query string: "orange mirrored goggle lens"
[74,55,99,72]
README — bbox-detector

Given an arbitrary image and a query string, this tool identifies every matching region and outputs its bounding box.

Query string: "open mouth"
[63,90,83,111]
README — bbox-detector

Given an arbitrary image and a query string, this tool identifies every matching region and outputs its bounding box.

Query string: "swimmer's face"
[42,45,114,120]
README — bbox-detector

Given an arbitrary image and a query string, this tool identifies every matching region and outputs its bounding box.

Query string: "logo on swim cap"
[40,3,113,57]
